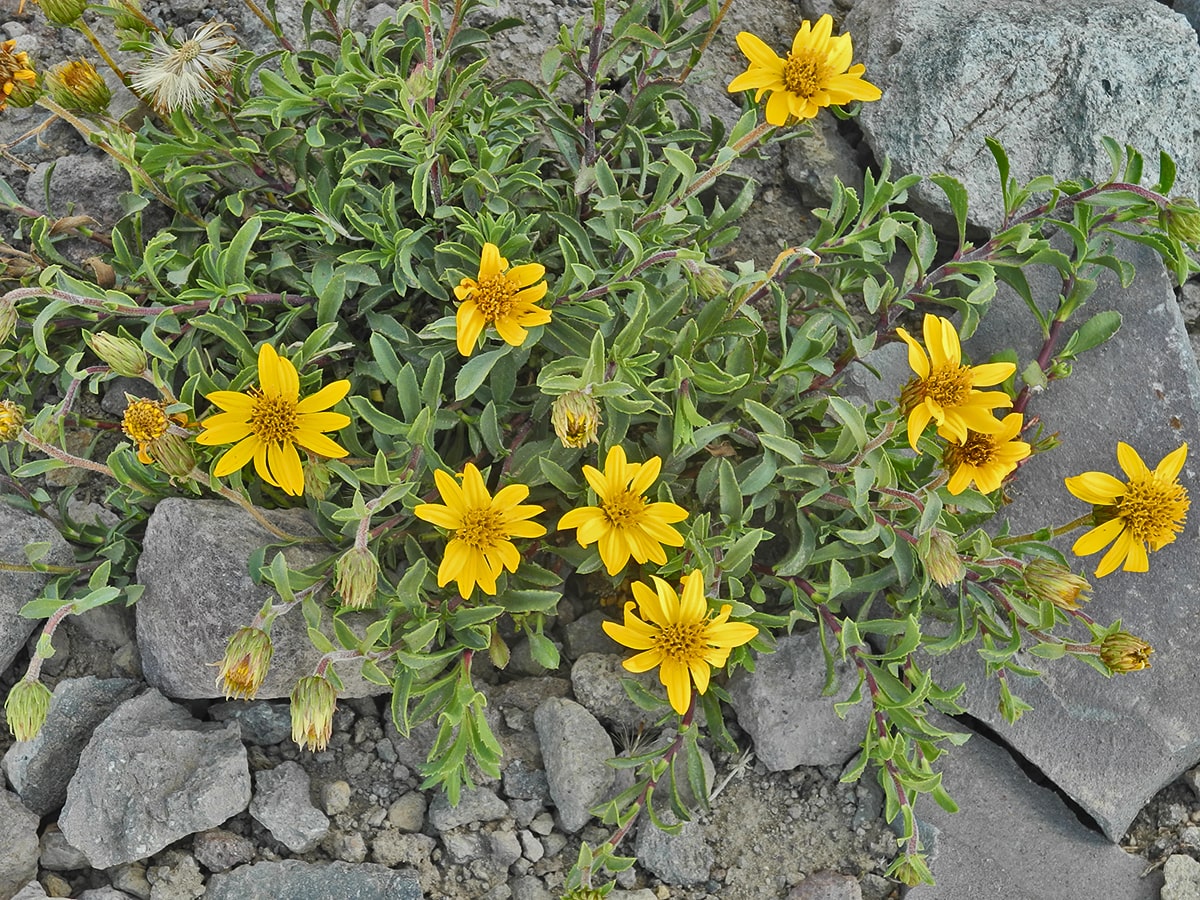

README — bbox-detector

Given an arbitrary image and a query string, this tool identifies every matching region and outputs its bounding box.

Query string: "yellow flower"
[454,242,550,357]
[196,343,351,497]
[0,39,37,111]
[0,399,25,442]
[727,15,881,126]
[122,397,186,465]
[46,58,110,114]
[897,314,1016,451]
[215,626,273,700]
[1065,442,1189,578]
[557,445,688,576]
[602,570,758,714]
[413,462,546,598]
[942,412,1031,495]
[290,675,337,752]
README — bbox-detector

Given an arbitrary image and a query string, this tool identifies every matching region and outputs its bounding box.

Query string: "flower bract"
[897,314,1016,451]
[1065,441,1189,578]
[727,15,881,126]
[454,242,550,356]
[290,675,337,751]
[196,343,351,497]
[942,412,1031,495]
[215,626,273,700]
[602,570,758,714]
[413,463,546,598]
[557,445,688,575]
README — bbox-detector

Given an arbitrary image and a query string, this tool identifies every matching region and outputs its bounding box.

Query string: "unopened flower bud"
[291,675,337,752]
[1162,197,1200,246]
[47,59,111,114]
[107,0,146,34]
[551,390,602,449]
[304,457,333,500]
[690,263,728,301]
[334,546,380,610]
[215,626,273,699]
[145,431,196,478]
[920,529,964,588]
[86,332,147,377]
[1023,558,1090,611]
[488,624,510,670]
[0,300,16,343]
[4,678,51,742]
[1098,630,1153,674]
[0,400,24,442]
[36,0,88,26]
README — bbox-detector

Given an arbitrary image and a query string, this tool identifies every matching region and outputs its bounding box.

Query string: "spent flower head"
[727,15,881,126]
[602,570,758,714]
[146,431,196,479]
[130,21,238,114]
[290,674,337,752]
[1098,630,1153,674]
[0,39,37,110]
[0,399,25,442]
[454,242,550,357]
[196,343,351,497]
[215,626,274,700]
[942,412,1031,495]
[1065,441,1189,577]
[4,678,51,742]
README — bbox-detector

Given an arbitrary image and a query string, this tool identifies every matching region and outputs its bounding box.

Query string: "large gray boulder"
[0,504,75,674]
[846,0,1200,230]
[0,791,39,900]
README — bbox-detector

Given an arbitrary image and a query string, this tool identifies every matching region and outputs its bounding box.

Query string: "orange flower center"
[920,364,973,410]
[1114,475,1188,546]
[655,620,706,664]
[471,274,519,323]
[782,50,829,99]
[122,399,170,444]
[250,393,298,442]
[943,431,996,470]
[456,507,506,551]
[602,489,647,528]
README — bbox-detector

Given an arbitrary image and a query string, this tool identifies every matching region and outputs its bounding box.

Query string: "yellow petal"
[688,657,711,696]
[205,390,256,414]
[735,31,784,71]
[257,344,281,396]
[1116,442,1149,480]
[198,421,253,444]
[599,528,630,575]
[456,300,486,356]
[506,262,545,288]
[906,404,933,451]
[1155,442,1189,481]
[295,379,350,414]
[1121,535,1150,573]
[896,327,930,379]
[493,316,529,347]
[705,619,759,648]
[213,435,260,477]
[659,658,691,714]
[269,440,304,495]
[478,242,503,279]
[764,90,792,126]
[677,570,707,623]
[460,462,491,509]
[1094,528,1133,578]
[603,619,656,652]
[623,647,665,673]
[1071,517,1123,557]
[969,362,1016,387]
[414,502,460,530]
[1064,471,1125,505]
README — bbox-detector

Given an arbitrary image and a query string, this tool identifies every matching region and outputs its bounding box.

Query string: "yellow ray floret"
[942,412,1031,495]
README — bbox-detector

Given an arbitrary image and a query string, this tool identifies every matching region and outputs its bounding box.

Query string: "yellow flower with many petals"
[0,39,37,111]
[413,463,546,598]
[602,571,758,714]
[1065,442,1189,578]
[557,445,688,575]
[897,314,1016,451]
[197,343,351,497]
[942,412,1031,495]
[454,242,551,357]
[727,15,881,126]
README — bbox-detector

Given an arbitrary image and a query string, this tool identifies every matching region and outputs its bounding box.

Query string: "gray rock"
[727,630,871,770]
[510,876,553,900]
[782,116,865,207]
[0,504,74,673]
[135,498,382,699]
[59,690,251,868]
[563,610,621,660]
[634,811,713,887]
[442,831,485,864]
[1164,854,1200,900]
[249,761,330,853]
[427,786,509,832]
[386,791,427,832]
[905,714,1160,899]
[38,826,89,871]
[192,829,254,874]
[502,758,551,803]
[570,652,663,731]
[941,240,1200,839]
[846,0,1200,230]
[489,828,524,868]
[320,779,352,815]
[0,791,39,900]
[110,863,151,900]
[1176,0,1200,35]
[206,860,421,900]
[209,700,293,745]
[12,883,48,900]
[146,854,204,900]
[370,829,437,871]
[78,890,136,900]
[787,871,863,900]
[25,154,127,226]
[534,697,615,833]
[3,676,141,816]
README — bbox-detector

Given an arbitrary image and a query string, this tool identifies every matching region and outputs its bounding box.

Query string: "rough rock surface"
[533,697,616,834]
[248,761,330,854]
[0,504,75,674]
[0,790,39,900]
[205,860,421,900]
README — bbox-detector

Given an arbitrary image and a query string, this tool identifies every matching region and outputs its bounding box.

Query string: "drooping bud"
[1098,630,1153,674]
[215,626,274,699]
[86,332,147,377]
[303,457,333,500]
[551,390,602,449]
[0,399,24,442]
[36,0,89,27]
[334,546,380,610]
[46,59,111,115]
[1162,196,1200,246]
[919,528,964,588]
[145,432,196,478]
[689,263,728,302]
[4,678,51,742]
[0,39,38,109]
[290,675,337,752]
[1023,558,1090,611]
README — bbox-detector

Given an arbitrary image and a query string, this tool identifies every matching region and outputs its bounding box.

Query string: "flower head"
[551,389,602,449]
[602,570,758,714]
[130,21,237,114]
[34,0,86,26]
[122,397,171,462]
[0,40,38,110]
[1022,558,1090,611]
[46,59,110,114]
[0,399,25,442]
[454,242,550,356]
[920,528,964,588]
[413,463,546,598]
[1065,441,1189,577]
[4,678,51,742]
[87,331,147,377]
[290,675,337,751]
[215,626,274,700]
[942,412,1031,495]
[335,546,380,609]
[196,343,351,497]
[557,445,688,576]
[1162,197,1200,246]
[727,15,881,126]
[897,314,1016,451]
[1098,630,1153,674]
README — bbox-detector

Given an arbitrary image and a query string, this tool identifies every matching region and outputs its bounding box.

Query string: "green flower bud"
[1162,197,1200,246]
[919,528,964,588]
[5,678,51,742]
[47,59,111,115]
[290,675,337,752]
[690,263,728,301]
[1098,630,1152,674]
[0,399,25,442]
[36,0,88,26]
[86,332,147,377]
[107,0,147,35]
[304,457,333,501]
[551,390,602,449]
[215,626,274,699]
[145,431,196,479]
[334,546,380,610]
[1023,558,1090,611]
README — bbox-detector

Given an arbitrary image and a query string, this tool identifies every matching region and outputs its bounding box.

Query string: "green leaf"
[1061,310,1121,359]
[930,174,969,249]
[455,348,508,401]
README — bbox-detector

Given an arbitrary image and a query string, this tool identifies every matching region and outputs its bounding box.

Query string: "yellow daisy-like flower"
[122,397,173,464]
[1065,441,1189,578]
[196,343,351,497]
[0,39,37,111]
[942,412,1032,495]
[727,15,882,126]
[557,445,688,576]
[897,314,1016,451]
[602,570,758,715]
[413,462,546,599]
[454,242,551,357]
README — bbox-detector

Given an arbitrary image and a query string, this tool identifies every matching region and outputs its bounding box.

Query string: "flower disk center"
[123,400,170,443]
[923,364,974,410]
[782,50,828,98]
[945,432,996,468]
[655,621,706,664]
[456,507,506,551]
[1116,476,1189,546]
[472,275,519,323]
[602,489,648,528]
[250,393,298,443]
